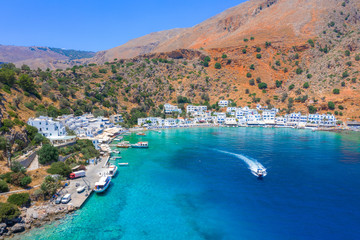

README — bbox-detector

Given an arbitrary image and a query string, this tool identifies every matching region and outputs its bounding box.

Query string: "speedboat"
[117,141,131,148]
[94,176,112,193]
[131,141,149,148]
[252,168,266,178]
[136,132,146,136]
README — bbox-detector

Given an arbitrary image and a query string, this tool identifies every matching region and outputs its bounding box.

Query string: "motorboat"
[117,141,131,148]
[136,132,146,136]
[107,165,118,177]
[77,186,85,193]
[94,176,112,193]
[118,163,129,166]
[131,141,149,148]
[252,168,267,178]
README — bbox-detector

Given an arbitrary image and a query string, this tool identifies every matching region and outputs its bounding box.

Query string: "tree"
[328,101,335,110]
[11,161,25,173]
[276,80,283,88]
[47,162,72,177]
[222,54,227,59]
[308,105,317,114]
[0,203,20,222]
[0,68,16,86]
[18,74,36,94]
[256,54,262,59]
[242,49,247,54]
[258,83,268,89]
[41,176,60,198]
[38,144,59,165]
[265,42,272,48]
[333,89,340,94]
[296,68,303,75]
[250,64,255,70]
[7,193,31,207]
[308,39,315,47]
[26,125,38,141]
[249,79,255,85]
[303,82,310,89]
[246,73,252,78]
[289,84,295,90]
[256,47,261,52]
[214,63,222,69]
[0,180,9,193]
[345,50,350,56]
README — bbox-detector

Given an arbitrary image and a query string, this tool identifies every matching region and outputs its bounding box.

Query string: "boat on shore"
[117,141,131,148]
[131,141,149,148]
[94,176,112,193]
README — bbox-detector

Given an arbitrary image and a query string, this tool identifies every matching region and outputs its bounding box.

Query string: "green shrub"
[38,144,59,165]
[250,64,255,70]
[328,101,335,110]
[355,55,360,61]
[276,80,282,88]
[256,54,262,59]
[11,162,25,173]
[0,180,9,193]
[0,203,20,222]
[246,73,252,78]
[303,82,310,89]
[296,68,303,75]
[306,74,312,79]
[47,162,72,177]
[289,84,295,90]
[99,69,107,74]
[242,49,247,54]
[258,82,268,89]
[249,79,255,86]
[214,63,222,69]
[7,193,30,207]
[221,54,227,59]
[338,105,344,110]
[308,105,317,114]
[333,89,340,94]
[345,50,350,56]
[308,39,315,47]
[342,71,349,78]
[20,176,32,187]
[256,47,261,52]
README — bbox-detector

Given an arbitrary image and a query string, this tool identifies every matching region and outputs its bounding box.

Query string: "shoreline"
[3,126,355,239]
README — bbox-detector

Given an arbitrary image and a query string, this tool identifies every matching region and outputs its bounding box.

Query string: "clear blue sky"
[1,0,246,52]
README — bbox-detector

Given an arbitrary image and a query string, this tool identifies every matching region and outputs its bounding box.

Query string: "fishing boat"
[107,165,118,177]
[117,141,131,148]
[131,141,149,148]
[118,162,129,166]
[136,132,146,136]
[94,176,112,193]
[252,168,267,178]
[111,156,122,161]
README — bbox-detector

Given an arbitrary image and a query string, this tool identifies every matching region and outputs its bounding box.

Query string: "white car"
[61,194,71,204]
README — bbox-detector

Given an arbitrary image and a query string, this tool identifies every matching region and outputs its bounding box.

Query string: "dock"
[58,155,109,209]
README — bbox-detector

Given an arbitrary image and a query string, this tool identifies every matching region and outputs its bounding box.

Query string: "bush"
[0,180,9,193]
[338,105,344,110]
[10,172,32,188]
[258,83,268,89]
[7,193,30,207]
[214,63,222,69]
[345,50,350,56]
[41,176,60,197]
[20,176,32,187]
[47,162,72,178]
[307,74,312,79]
[303,82,310,89]
[249,79,255,86]
[328,101,335,110]
[246,73,252,78]
[256,54,262,59]
[355,55,360,61]
[11,162,25,173]
[221,54,227,59]
[308,39,315,47]
[0,203,20,222]
[333,89,340,94]
[242,49,247,54]
[308,105,317,114]
[342,71,349,78]
[38,144,59,165]
[99,69,107,74]
[289,84,295,90]
[256,47,261,52]
[296,68,303,75]
[276,80,282,88]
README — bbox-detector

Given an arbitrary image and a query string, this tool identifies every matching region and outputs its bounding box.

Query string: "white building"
[109,114,123,124]
[27,116,66,138]
[219,100,229,108]
[225,117,237,126]
[186,105,207,115]
[164,103,182,114]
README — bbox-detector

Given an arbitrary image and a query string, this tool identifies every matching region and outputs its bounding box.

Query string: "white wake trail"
[217,150,267,177]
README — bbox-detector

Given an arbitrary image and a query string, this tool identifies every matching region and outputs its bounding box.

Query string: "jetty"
[58,155,110,208]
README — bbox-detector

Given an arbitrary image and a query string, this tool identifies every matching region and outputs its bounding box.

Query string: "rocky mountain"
[0,45,95,70]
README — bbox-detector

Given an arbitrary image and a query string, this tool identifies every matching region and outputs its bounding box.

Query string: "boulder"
[0,223,7,235]
[10,223,25,233]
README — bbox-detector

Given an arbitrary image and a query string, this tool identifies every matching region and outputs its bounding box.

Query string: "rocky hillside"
[0,45,95,70]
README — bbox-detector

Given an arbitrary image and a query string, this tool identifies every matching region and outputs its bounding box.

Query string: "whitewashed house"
[219,100,229,108]
[27,116,66,138]
[186,105,207,115]
[164,103,182,114]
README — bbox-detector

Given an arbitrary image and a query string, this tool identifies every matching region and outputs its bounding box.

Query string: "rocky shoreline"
[0,204,76,239]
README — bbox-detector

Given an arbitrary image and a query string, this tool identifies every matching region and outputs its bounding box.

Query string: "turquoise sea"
[17,128,360,240]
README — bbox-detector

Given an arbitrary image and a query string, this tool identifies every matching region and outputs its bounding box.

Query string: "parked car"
[55,196,62,204]
[61,194,71,204]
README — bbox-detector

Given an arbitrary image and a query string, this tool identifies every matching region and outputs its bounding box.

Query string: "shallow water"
[17,128,360,240]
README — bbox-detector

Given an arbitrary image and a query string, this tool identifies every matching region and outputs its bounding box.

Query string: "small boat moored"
[136,132,146,136]
[77,186,86,193]
[107,165,118,177]
[118,163,129,166]
[131,141,149,148]
[117,141,131,148]
[94,176,112,193]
